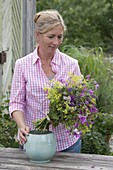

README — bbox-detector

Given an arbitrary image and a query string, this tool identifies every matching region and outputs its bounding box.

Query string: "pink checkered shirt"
[9,48,81,151]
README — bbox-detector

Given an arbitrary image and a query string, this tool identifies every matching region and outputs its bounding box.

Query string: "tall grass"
[62,45,113,114]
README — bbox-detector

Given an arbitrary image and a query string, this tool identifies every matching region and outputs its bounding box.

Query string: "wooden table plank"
[0,148,113,170]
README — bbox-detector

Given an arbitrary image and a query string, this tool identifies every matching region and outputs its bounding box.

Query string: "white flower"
[63,96,71,101]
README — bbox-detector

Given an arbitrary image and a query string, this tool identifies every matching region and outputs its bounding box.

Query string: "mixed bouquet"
[34,73,99,137]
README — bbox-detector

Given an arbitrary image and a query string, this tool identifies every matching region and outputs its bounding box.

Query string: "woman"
[9,9,81,153]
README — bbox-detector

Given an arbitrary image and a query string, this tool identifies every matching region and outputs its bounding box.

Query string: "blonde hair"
[34,9,66,33]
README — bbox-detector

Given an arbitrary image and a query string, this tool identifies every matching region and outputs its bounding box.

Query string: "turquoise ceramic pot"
[24,131,57,164]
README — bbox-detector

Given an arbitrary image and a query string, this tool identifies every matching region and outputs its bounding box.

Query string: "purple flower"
[79,110,83,115]
[68,88,73,92]
[82,87,87,92]
[85,121,89,126]
[78,115,87,124]
[80,92,85,97]
[44,90,48,94]
[86,75,90,80]
[70,95,75,102]
[65,129,71,134]
[74,123,79,128]
[95,84,99,90]
[88,90,94,95]
[90,105,98,113]
[85,100,89,104]
[59,78,66,84]
[69,102,75,107]
[94,81,97,84]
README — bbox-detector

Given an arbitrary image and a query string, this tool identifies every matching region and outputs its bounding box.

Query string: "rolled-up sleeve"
[9,59,26,118]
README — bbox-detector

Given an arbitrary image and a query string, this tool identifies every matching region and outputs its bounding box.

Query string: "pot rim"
[29,130,53,135]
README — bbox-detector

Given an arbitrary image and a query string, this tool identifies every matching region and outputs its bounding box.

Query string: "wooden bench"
[0,147,113,169]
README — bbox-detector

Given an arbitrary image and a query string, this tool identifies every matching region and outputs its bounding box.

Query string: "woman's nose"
[53,37,59,45]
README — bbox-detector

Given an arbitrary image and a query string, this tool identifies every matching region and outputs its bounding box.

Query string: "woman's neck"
[37,48,53,65]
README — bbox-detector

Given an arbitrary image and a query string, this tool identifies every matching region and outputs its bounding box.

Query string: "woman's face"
[38,24,64,56]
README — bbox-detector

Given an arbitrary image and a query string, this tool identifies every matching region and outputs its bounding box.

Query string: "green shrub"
[94,112,113,137]
[81,130,111,155]
[0,92,18,148]
[81,112,113,155]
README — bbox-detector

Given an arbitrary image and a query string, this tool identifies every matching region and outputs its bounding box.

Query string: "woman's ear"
[35,31,40,42]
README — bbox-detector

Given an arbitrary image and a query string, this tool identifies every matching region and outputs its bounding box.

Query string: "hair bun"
[34,14,41,23]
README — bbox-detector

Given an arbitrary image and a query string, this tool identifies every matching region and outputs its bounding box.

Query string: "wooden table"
[0,147,113,170]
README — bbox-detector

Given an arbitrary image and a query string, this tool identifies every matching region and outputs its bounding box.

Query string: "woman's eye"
[58,36,63,39]
[48,36,54,39]
[47,35,63,39]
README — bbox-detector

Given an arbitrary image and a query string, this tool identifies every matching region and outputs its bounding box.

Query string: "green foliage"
[62,45,113,115]
[0,93,18,148]
[81,112,113,155]
[61,45,113,154]
[94,112,113,137]
[81,102,113,155]
[81,130,111,155]
[36,0,113,52]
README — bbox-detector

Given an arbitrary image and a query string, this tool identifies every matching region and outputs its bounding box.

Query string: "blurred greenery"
[62,45,113,115]
[81,130,111,155]
[36,0,113,53]
[61,45,113,154]
[0,92,18,148]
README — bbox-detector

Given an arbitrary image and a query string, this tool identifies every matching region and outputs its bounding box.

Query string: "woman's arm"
[12,110,30,144]
[9,59,30,144]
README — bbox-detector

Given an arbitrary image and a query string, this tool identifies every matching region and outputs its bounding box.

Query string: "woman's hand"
[12,111,30,145]
[19,126,30,145]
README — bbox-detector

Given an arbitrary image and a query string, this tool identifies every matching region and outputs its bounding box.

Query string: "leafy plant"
[0,92,18,148]
[81,130,111,155]
[93,112,113,138]
[81,112,113,155]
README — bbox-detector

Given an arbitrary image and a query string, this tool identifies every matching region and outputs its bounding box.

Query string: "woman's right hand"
[11,111,30,145]
[19,126,30,145]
